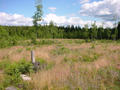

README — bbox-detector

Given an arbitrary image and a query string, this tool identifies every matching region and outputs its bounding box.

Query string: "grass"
[0,39,120,89]
[52,45,70,55]
[16,48,23,53]
[36,58,55,70]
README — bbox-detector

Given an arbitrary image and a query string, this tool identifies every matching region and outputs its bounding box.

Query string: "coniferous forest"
[0,21,120,48]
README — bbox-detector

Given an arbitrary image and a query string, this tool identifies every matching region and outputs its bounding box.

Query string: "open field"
[0,39,120,90]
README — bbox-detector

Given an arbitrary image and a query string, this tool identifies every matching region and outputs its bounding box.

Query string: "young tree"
[83,24,89,39]
[91,22,98,40]
[33,5,43,27]
[49,21,58,39]
[97,26,104,39]
[33,0,43,39]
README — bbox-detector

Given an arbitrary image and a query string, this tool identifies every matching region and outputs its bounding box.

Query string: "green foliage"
[46,62,55,70]
[36,58,55,70]
[31,37,37,45]
[33,5,43,27]
[117,22,120,39]
[0,21,120,48]
[74,39,85,44]
[16,59,33,74]
[26,47,36,51]
[91,22,98,40]
[36,58,47,65]
[4,63,22,87]
[5,59,33,75]
[81,53,100,62]
[64,57,78,64]
[90,43,95,49]
[38,40,55,45]
[16,48,23,53]
[52,46,70,55]
[0,84,4,90]
[0,60,11,70]
[0,59,34,88]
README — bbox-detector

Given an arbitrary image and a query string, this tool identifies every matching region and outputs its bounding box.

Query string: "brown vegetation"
[0,39,120,89]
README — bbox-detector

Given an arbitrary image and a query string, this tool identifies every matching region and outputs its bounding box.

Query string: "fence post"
[31,50,35,64]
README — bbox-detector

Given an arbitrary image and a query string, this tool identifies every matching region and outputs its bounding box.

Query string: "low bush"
[16,59,33,74]
[0,59,34,88]
[82,53,100,62]
[74,39,85,44]
[0,60,11,70]
[52,46,70,55]
[38,40,55,45]
[16,48,23,53]
[2,63,22,87]
[36,58,55,70]
[64,57,78,64]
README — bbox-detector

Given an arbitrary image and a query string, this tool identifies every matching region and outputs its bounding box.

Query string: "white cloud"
[44,13,67,25]
[0,12,33,26]
[80,0,90,4]
[48,7,57,12]
[80,0,120,21]
[43,13,113,27]
[0,12,113,28]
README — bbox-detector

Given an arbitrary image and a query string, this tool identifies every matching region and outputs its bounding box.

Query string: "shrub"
[0,59,34,88]
[4,63,22,87]
[52,46,70,55]
[82,55,92,62]
[38,40,55,45]
[85,39,92,43]
[26,47,36,51]
[0,60,11,70]
[16,48,23,53]
[0,84,4,90]
[74,39,85,44]
[36,58,47,65]
[46,62,55,70]
[17,59,33,74]
[36,58,55,70]
[64,57,78,64]
[0,39,10,48]
[31,37,37,45]
[81,53,100,62]
[90,44,95,49]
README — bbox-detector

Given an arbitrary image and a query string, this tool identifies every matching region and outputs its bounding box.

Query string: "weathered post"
[31,50,35,64]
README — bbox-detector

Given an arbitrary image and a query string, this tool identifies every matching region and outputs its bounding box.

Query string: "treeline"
[0,22,120,47]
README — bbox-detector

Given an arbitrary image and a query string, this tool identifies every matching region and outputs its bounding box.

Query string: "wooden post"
[31,50,35,64]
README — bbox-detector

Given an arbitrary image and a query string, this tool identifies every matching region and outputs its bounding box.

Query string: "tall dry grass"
[0,39,120,89]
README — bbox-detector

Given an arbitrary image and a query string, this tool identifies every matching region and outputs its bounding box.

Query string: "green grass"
[52,45,70,55]
[26,47,36,51]
[81,53,100,62]
[0,59,34,89]
[16,48,23,53]
[36,58,55,70]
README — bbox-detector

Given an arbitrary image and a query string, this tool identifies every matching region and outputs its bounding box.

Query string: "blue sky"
[0,0,120,27]
[0,0,82,17]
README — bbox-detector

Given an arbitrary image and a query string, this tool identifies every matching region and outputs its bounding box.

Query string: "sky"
[0,0,120,27]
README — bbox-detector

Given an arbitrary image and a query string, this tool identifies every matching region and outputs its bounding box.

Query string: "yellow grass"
[0,39,120,89]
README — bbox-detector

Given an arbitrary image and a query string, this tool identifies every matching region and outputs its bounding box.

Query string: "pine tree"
[117,22,120,39]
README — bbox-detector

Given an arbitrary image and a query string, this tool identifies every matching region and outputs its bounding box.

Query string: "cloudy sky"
[0,0,120,27]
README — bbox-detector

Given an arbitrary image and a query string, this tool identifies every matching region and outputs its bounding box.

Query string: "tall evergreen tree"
[117,22,120,39]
